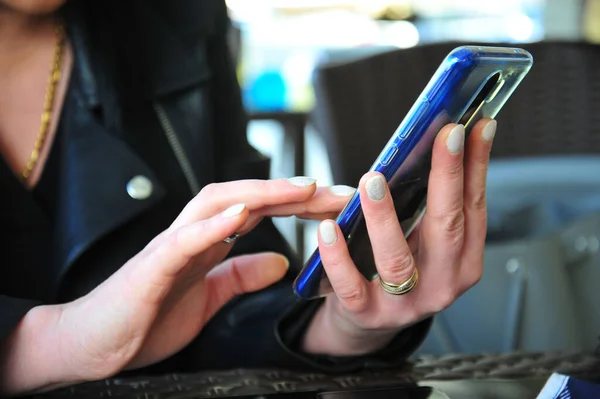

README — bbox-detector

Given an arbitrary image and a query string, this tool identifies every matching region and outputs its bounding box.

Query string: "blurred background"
[228,0,600,356]
[231,0,597,255]
[234,0,543,115]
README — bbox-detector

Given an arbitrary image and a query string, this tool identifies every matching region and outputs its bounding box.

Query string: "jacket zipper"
[153,103,201,195]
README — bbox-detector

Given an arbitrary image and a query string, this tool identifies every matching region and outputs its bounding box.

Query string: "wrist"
[302,299,398,356]
[0,303,82,396]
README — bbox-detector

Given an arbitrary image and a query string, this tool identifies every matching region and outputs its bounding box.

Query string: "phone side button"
[400,100,429,139]
[380,146,398,166]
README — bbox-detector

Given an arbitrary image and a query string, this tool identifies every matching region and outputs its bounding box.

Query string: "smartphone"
[293,46,533,300]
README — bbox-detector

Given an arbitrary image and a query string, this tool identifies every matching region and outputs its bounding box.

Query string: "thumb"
[203,252,289,318]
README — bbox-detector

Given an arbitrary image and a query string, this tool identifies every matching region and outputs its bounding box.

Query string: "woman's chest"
[0,39,73,186]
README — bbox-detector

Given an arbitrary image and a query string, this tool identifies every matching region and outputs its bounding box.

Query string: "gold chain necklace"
[21,21,65,181]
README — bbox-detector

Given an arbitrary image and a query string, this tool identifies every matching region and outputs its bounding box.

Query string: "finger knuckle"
[446,161,464,178]
[396,250,416,271]
[474,153,490,171]
[295,200,312,215]
[371,212,397,230]
[323,253,346,272]
[158,228,190,260]
[198,182,221,199]
[440,209,465,237]
[381,251,415,282]
[430,289,458,313]
[163,230,182,252]
[260,180,290,203]
[469,190,487,212]
[259,179,276,194]
[337,285,368,312]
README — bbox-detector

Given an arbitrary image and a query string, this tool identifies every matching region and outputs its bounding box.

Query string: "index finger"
[170,176,318,229]
[259,185,356,220]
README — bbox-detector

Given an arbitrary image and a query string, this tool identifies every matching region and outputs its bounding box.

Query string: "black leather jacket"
[0,0,430,376]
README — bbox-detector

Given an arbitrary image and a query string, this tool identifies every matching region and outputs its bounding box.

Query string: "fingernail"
[482,119,497,142]
[222,203,246,218]
[288,176,316,187]
[330,185,356,196]
[365,175,386,201]
[446,124,465,154]
[319,221,338,245]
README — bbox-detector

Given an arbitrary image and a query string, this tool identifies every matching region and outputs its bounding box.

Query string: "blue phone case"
[294,46,533,300]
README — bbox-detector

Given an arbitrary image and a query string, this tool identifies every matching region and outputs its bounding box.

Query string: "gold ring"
[379,268,419,295]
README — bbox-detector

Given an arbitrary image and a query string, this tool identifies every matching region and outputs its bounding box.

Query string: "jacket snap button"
[127,175,153,200]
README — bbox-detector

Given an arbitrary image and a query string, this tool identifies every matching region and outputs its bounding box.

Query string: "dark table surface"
[26,351,600,399]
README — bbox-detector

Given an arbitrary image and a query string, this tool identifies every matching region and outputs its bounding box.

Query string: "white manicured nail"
[446,124,465,154]
[319,221,338,245]
[330,185,356,196]
[222,203,246,218]
[288,176,316,187]
[365,175,386,201]
[482,119,497,142]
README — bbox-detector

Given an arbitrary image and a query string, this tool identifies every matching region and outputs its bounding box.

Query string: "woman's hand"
[302,119,497,356]
[1,177,354,396]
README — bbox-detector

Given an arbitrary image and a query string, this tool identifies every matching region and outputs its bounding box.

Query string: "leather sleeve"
[0,160,54,343]
[186,0,432,373]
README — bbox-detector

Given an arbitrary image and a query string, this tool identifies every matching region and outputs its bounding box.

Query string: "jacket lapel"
[53,0,217,279]
[53,90,165,279]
